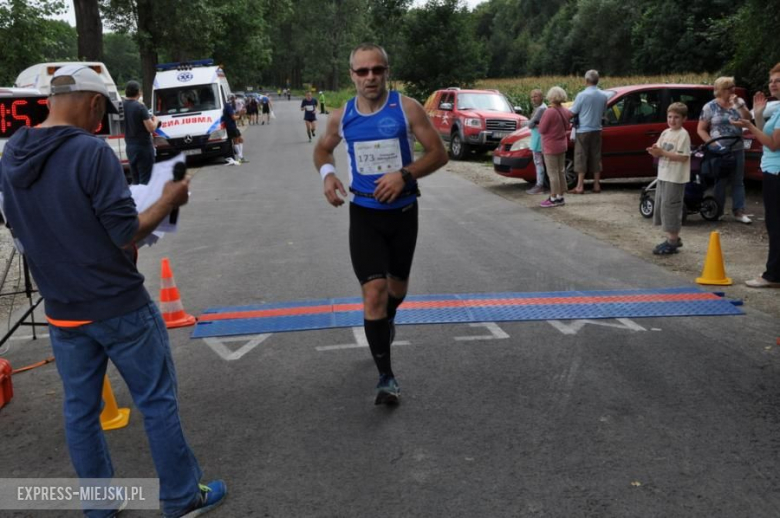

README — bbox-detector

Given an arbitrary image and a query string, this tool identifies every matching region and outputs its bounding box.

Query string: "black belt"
[349,187,421,199]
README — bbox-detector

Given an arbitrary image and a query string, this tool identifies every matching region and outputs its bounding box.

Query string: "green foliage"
[0,0,66,85]
[395,0,487,101]
[103,32,141,86]
[727,0,780,93]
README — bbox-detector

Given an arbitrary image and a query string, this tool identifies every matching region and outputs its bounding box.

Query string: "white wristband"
[320,163,336,181]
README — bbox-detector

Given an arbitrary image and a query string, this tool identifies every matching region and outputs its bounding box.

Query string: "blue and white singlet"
[340,90,416,210]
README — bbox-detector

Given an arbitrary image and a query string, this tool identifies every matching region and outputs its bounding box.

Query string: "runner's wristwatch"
[400,167,414,184]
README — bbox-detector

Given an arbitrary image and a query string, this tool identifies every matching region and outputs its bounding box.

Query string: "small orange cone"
[696,231,732,286]
[160,257,196,328]
[100,375,130,431]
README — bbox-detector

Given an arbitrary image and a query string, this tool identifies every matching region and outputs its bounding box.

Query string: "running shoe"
[164,480,227,518]
[539,198,557,208]
[375,374,400,405]
[745,277,780,288]
[526,184,545,195]
[554,197,565,206]
[652,240,679,255]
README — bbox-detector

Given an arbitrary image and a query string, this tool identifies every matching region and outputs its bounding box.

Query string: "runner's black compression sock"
[387,294,405,322]
[364,318,393,376]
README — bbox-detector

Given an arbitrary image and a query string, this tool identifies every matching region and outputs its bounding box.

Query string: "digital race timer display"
[0,96,49,137]
[0,96,111,137]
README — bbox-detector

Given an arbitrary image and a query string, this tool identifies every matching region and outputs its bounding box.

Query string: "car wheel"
[564,157,577,190]
[450,133,469,160]
[639,194,654,218]
[700,196,722,221]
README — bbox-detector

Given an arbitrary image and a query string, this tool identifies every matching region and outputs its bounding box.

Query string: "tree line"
[1,0,777,102]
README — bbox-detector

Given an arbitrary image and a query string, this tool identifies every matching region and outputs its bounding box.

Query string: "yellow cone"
[696,231,732,286]
[100,375,130,431]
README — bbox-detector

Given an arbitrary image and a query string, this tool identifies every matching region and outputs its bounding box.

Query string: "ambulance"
[151,59,233,161]
[13,62,126,166]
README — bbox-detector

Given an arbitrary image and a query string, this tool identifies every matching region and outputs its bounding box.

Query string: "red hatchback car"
[492,84,763,187]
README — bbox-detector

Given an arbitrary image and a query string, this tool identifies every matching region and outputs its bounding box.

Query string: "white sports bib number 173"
[354,139,403,176]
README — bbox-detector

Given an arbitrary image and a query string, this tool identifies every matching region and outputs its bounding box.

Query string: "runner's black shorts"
[262,104,270,114]
[228,128,241,139]
[349,201,418,285]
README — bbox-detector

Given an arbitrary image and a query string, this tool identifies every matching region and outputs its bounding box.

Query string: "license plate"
[492,131,508,139]
[493,155,502,165]
[182,149,202,156]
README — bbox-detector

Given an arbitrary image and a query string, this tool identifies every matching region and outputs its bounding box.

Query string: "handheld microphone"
[169,162,187,225]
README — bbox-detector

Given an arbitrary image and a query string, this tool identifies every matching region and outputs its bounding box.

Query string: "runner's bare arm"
[373,96,448,203]
[314,108,347,207]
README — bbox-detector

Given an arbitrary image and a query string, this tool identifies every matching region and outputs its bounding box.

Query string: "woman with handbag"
[537,86,572,207]
[697,76,752,223]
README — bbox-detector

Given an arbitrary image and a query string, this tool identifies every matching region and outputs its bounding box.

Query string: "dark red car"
[492,84,763,187]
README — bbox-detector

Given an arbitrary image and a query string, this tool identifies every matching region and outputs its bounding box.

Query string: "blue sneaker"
[375,374,400,405]
[168,480,227,518]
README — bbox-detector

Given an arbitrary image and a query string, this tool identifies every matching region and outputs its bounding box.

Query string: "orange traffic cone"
[100,375,130,431]
[160,257,196,328]
[696,231,732,286]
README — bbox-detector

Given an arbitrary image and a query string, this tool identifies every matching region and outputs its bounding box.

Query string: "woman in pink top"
[537,86,572,207]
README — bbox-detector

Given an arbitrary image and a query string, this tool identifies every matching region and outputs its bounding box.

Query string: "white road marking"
[316,327,410,352]
[547,318,647,336]
[454,322,509,341]
[203,333,270,360]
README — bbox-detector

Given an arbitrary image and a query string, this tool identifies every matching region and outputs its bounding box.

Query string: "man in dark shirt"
[123,80,157,184]
[0,65,226,517]
[223,95,245,163]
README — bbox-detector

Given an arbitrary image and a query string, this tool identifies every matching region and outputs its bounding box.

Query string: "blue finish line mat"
[191,287,743,338]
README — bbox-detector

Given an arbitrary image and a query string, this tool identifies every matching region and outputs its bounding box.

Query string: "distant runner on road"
[301,91,318,142]
[313,43,448,405]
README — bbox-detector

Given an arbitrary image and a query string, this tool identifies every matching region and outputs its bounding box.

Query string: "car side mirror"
[439,103,453,111]
[514,106,523,114]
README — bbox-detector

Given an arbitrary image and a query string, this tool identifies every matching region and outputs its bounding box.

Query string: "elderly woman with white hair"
[537,86,572,207]
[697,76,752,223]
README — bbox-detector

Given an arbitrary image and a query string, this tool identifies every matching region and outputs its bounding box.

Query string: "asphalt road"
[2,96,780,518]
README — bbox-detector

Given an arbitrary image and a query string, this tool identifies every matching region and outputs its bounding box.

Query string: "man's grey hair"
[585,69,600,85]
[349,43,389,69]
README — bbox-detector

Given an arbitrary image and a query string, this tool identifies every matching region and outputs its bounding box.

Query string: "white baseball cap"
[50,64,119,114]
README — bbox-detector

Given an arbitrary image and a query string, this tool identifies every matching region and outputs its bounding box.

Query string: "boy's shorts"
[653,180,685,233]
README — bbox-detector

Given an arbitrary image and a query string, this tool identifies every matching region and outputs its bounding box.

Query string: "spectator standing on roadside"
[570,70,608,194]
[223,94,246,163]
[313,43,448,405]
[0,64,226,518]
[524,88,548,195]
[647,103,691,255]
[235,95,246,126]
[697,76,752,224]
[537,86,572,207]
[122,80,157,185]
[733,63,780,287]
[319,91,327,115]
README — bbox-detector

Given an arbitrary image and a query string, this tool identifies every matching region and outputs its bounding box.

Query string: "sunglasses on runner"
[351,66,387,77]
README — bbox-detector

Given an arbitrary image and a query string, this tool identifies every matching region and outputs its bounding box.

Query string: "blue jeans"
[50,302,202,517]
[126,141,155,185]
[714,149,746,214]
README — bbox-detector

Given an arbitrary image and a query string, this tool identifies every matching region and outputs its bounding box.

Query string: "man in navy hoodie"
[0,65,225,518]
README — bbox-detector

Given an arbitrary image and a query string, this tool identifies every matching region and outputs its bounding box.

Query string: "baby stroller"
[639,135,742,222]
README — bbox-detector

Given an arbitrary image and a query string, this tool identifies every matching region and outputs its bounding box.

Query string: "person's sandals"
[653,240,680,255]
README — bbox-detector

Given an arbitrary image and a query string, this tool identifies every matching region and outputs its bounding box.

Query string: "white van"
[14,61,127,167]
[151,59,233,161]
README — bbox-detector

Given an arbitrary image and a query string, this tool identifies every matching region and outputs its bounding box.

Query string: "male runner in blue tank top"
[314,43,448,405]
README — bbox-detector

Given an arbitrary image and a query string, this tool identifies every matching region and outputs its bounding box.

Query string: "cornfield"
[478,74,718,114]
